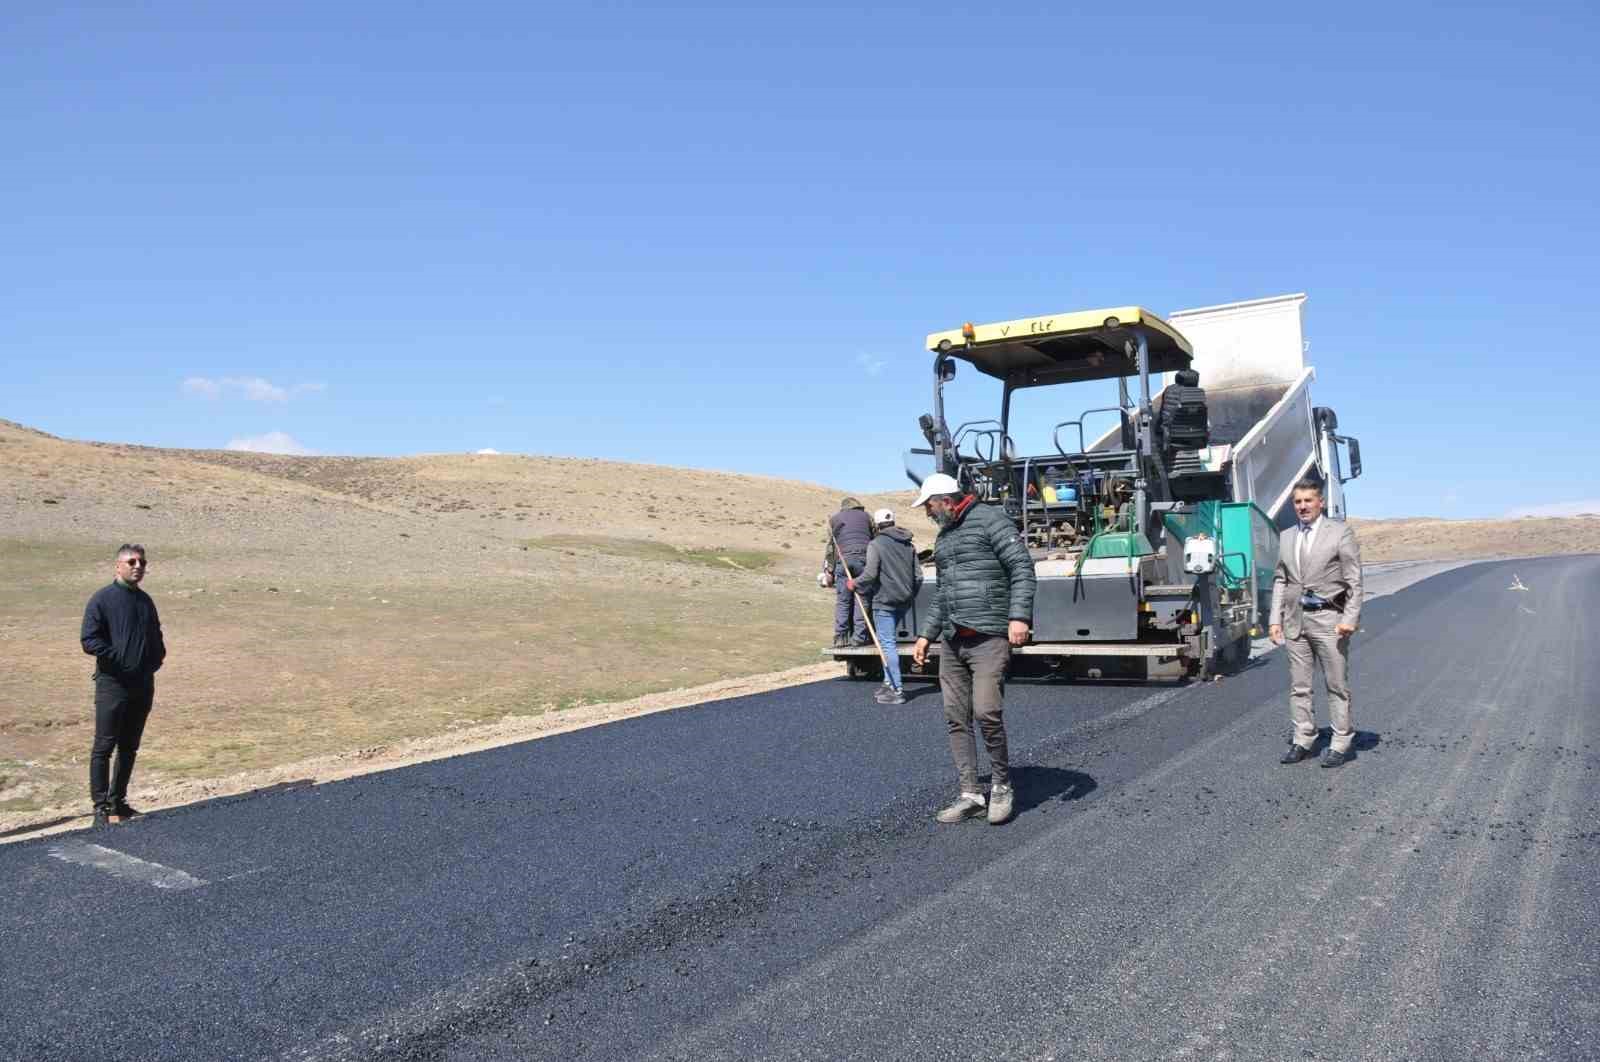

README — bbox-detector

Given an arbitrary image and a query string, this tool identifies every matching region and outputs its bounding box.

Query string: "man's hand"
[1007,621,1030,647]
[822,569,834,588]
[846,577,856,592]
[1269,624,1284,646]
[912,637,930,667]
[1336,622,1356,637]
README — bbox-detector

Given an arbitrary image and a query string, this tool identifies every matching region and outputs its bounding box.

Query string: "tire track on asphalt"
[1448,562,1596,1060]
[1044,569,1508,1061]
[1320,586,1549,1060]
[1077,645,1501,1060]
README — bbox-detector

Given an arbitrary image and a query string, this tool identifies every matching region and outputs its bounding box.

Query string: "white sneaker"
[935,791,987,823]
[987,783,1014,825]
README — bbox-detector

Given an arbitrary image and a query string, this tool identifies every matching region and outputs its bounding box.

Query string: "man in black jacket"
[848,508,922,704]
[911,474,1036,825]
[80,543,166,826]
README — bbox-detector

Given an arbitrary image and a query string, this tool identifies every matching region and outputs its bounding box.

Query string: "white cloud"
[1505,499,1600,518]
[181,376,324,403]
[236,377,289,402]
[475,448,502,455]
[226,431,316,455]
[855,353,887,377]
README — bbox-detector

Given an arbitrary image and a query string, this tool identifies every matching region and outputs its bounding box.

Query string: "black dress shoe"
[1280,744,1314,764]
[1320,749,1350,769]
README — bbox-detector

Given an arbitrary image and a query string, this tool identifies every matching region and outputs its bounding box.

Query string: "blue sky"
[5,2,1597,518]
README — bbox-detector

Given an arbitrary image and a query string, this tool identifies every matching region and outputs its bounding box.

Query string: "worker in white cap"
[910,472,1036,825]
[847,508,922,704]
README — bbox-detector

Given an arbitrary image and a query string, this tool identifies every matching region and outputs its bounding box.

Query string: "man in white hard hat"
[848,508,922,705]
[911,473,1036,825]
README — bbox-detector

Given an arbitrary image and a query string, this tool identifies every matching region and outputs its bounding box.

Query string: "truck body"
[830,293,1362,682]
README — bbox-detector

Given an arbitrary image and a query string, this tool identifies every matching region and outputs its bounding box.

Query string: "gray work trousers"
[1286,609,1354,754]
[940,632,1011,791]
[834,558,869,641]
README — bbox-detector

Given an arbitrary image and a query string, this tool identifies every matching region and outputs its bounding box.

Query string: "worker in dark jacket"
[80,543,166,827]
[911,474,1036,825]
[823,497,875,647]
[849,508,922,704]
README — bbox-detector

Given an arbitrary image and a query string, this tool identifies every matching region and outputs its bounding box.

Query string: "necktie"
[1298,523,1313,573]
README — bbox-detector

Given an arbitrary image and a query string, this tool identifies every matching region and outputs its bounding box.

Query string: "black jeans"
[90,674,154,812]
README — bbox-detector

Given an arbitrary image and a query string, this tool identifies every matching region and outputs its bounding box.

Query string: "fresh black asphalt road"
[3,556,1597,1061]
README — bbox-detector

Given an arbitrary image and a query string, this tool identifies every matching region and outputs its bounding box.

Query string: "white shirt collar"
[1300,515,1323,534]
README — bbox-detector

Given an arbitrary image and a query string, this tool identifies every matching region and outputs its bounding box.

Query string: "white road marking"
[47,840,209,890]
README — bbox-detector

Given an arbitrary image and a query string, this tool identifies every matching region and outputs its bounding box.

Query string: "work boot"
[832,634,849,648]
[935,792,987,823]
[114,802,142,820]
[93,808,113,828]
[987,783,1015,825]
[874,687,906,705]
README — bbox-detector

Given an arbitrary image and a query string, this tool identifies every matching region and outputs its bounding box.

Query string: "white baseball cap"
[873,508,895,527]
[912,472,962,508]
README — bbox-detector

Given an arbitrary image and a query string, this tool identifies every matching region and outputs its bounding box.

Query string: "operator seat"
[1159,369,1225,501]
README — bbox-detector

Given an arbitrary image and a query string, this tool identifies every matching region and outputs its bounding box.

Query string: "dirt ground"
[3,417,1595,840]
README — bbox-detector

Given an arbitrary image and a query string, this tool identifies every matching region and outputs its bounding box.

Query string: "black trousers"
[90,674,154,811]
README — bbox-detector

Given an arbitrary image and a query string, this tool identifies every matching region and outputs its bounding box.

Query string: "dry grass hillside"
[3,415,1594,830]
[0,418,926,826]
[1351,515,1600,561]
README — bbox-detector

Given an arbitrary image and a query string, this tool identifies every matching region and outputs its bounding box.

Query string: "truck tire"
[845,659,882,681]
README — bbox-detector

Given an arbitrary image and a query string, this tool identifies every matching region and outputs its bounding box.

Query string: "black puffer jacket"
[919,497,1037,641]
[855,526,922,608]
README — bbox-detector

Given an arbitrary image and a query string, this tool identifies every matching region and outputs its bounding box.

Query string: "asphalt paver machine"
[830,293,1363,682]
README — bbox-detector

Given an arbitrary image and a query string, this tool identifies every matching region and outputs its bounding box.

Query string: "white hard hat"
[912,472,962,508]
[873,508,895,528]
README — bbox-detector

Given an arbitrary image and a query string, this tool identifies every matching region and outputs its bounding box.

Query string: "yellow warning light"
[961,322,976,340]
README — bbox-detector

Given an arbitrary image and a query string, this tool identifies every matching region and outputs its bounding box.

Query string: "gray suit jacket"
[1269,518,1363,638]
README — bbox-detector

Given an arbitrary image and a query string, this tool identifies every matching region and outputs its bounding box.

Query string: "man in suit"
[1269,478,1364,768]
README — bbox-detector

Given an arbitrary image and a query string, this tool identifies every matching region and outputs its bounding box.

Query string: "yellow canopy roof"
[925,306,1193,386]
